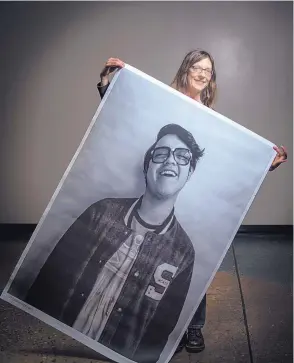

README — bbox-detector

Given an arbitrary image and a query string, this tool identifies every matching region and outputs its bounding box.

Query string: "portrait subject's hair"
[171,49,217,108]
[143,124,205,174]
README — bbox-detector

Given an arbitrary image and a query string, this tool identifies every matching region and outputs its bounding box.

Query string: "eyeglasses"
[152,147,192,166]
[190,65,213,78]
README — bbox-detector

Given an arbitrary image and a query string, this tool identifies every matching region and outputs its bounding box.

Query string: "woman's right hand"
[100,58,125,86]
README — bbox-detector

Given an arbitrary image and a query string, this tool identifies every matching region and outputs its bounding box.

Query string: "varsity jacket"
[25,198,195,362]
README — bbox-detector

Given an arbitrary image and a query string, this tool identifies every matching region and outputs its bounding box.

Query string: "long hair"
[171,49,217,108]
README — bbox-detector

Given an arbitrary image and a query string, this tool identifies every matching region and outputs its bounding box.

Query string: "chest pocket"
[145,263,178,301]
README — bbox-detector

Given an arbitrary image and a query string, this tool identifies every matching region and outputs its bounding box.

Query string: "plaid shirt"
[26,198,194,362]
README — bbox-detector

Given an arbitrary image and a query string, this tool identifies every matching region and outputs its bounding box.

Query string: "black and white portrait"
[22,123,204,362]
[2,66,275,363]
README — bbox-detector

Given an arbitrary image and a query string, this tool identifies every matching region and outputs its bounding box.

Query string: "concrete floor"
[0,233,292,363]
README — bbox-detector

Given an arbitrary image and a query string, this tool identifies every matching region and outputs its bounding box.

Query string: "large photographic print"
[1,65,276,363]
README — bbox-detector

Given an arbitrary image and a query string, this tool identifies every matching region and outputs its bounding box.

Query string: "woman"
[97,50,287,354]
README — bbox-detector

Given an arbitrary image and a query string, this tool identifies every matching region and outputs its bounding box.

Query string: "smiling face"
[187,57,213,94]
[145,134,193,200]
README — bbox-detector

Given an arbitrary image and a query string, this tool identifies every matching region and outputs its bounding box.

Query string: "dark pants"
[188,294,206,329]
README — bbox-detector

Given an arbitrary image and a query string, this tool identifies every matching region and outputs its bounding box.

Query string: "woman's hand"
[100,58,125,86]
[270,145,288,171]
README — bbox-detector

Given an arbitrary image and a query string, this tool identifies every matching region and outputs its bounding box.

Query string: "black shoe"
[185,327,205,353]
[174,334,187,354]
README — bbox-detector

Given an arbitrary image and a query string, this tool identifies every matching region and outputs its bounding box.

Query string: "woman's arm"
[97,82,109,99]
[97,57,125,99]
[270,145,288,171]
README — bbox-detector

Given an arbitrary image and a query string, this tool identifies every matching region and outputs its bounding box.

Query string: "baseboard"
[0,224,37,242]
[0,223,293,242]
[237,225,293,236]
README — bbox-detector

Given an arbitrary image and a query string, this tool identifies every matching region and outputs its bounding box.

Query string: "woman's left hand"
[270,145,288,171]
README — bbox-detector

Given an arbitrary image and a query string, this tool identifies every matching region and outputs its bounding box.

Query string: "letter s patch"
[145,263,178,301]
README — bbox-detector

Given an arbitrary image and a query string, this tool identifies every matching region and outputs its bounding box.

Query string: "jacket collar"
[124,197,175,235]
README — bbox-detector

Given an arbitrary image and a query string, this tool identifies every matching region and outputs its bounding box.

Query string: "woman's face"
[187,57,213,93]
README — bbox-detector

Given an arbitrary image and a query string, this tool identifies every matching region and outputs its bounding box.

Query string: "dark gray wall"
[0,1,292,224]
